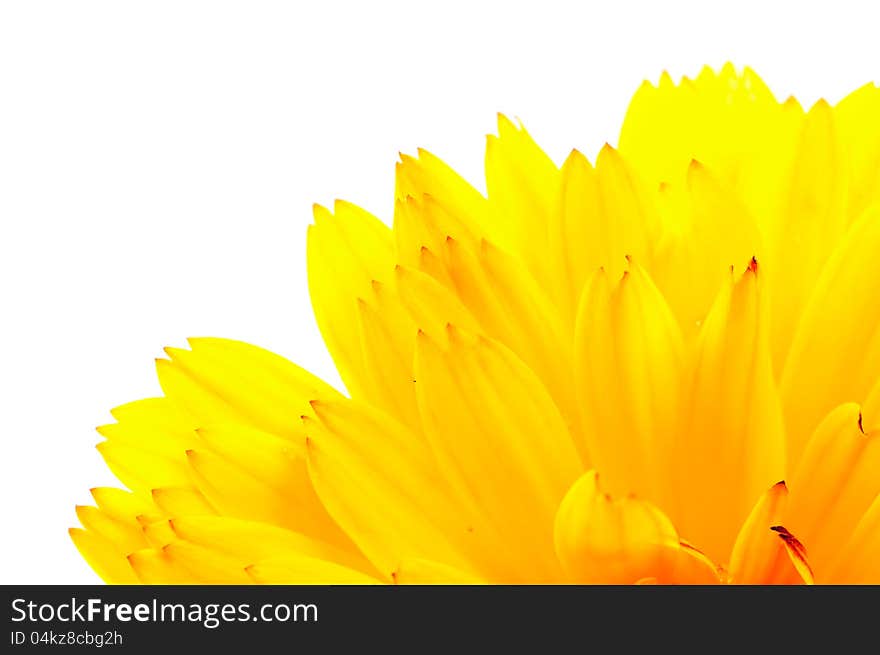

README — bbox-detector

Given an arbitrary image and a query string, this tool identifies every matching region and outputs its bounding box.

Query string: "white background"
[0,1,877,584]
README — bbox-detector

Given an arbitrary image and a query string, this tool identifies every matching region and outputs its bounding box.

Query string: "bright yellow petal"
[574,260,683,506]
[414,326,582,581]
[619,64,783,189]
[549,146,659,325]
[303,398,488,581]
[484,114,559,287]
[780,209,880,464]
[440,237,583,450]
[246,557,381,585]
[126,548,199,584]
[354,281,421,431]
[553,471,716,584]
[728,482,813,584]
[90,486,161,525]
[192,423,352,550]
[785,403,880,580]
[674,261,786,563]
[835,82,880,222]
[307,200,395,397]
[69,528,139,584]
[157,338,338,439]
[649,161,763,338]
[150,486,217,516]
[168,515,371,575]
[393,264,482,344]
[160,541,252,584]
[393,559,487,584]
[766,100,849,375]
[826,494,880,584]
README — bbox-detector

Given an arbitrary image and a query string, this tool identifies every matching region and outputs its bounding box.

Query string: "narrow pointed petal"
[97,440,191,493]
[126,548,199,584]
[485,114,559,286]
[393,188,482,273]
[75,505,148,555]
[303,398,488,581]
[354,283,421,431]
[574,261,684,506]
[649,161,763,338]
[160,541,252,584]
[157,338,339,439]
[785,403,880,579]
[69,528,139,584]
[192,423,353,550]
[415,326,582,581]
[90,487,161,525]
[728,482,813,584]
[307,201,395,397]
[441,237,583,453]
[549,147,658,324]
[768,100,849,375]
[150,487,216,516]
[393,264,482,344]
[619,65,783,188]
[168,516,372,575]
[96,397,198,491]
[675,262,786,563]
[185,447,334,539]
[394,148,487,243]
[781,209,880,464]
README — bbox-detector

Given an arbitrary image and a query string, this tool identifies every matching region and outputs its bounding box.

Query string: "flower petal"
[835,82,880,222]
[674,261,786,563]
[785,403,880,580]
[553,471,716,584]
[780,209,880,464]
[826,494,880,584]
[549,146,659,325]
[69,528,139,584]
[303,398,489,581]
[307,200,395,397]
[649,161,763,339]
[246,557,380,585]
[415,326,583,581]
[728,482,813,584]
[484,114,559,286]
[574,261,683,506]
[157,338,339,439]
[767,99,849,376]
[168,516,371,575]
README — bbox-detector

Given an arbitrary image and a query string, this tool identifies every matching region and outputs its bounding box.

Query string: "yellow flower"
[72,64,880,585]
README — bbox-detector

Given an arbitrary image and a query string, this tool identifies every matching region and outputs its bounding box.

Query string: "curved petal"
[728,482,813,584]
[674,261,786,563]
[307,200,395,398]
[574,260,683,506]
[484,114,559,287]
[303,398,490,581]
[553,471,718,584]
[781,209,880,464]
[415,326,582,581]
[785,403,880,580]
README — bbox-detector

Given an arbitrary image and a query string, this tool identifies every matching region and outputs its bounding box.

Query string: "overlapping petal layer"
[74,65,880,584]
